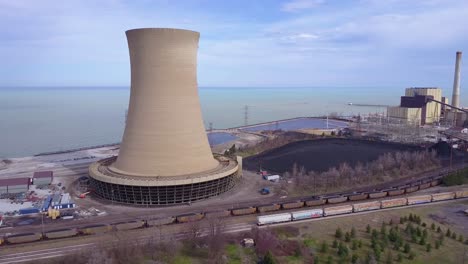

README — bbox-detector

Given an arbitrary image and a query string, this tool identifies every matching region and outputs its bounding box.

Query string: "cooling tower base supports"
[88,155,241,205]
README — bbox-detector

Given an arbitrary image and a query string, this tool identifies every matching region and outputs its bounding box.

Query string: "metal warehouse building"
[0,178,30,195]
[33,171,53,186]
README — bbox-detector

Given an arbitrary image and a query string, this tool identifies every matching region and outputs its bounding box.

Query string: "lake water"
[0,86,461,158]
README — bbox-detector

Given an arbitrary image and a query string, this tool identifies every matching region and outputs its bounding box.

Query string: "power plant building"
[387,87,442,125]
[89,28,241,205]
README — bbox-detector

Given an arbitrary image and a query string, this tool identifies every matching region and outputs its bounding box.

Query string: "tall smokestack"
[452,51,462,109]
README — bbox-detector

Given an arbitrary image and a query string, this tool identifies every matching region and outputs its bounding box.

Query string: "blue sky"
[0,0,467,88]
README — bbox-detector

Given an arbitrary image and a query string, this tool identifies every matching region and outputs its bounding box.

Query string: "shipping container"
[381,198,407,208]
[431,192,455,201]
[281,201,304,209]
[257,204,281,213]
[352,201,381,212]
[80,224,111,235]
[291,209,323,220]
[45,228,78,239]
[348,193,369,201]
[257,213,291,225]
[327,196,348,204]
[323,205,353,216]
[455,189,468,199]
[6,233,42,244]
[231,207,257,216]
[19,208,40,215]
[388,189,405,196]
[304,198,326,207]
[113,221,144,231]
[407,195,432,205]
[205,210,231,218]
[176,213,204,223]
[369,191,388,199]
[404,186,419,193]
[147,217,176,226]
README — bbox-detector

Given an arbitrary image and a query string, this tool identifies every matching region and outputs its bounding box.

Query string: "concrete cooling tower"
[89,28,241,205]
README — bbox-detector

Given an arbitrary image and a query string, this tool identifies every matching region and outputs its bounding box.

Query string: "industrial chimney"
[452,51,462,110]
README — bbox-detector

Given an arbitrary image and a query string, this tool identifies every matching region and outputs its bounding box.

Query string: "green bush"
[443,169,468,186]
[351,227,356,238]
[263,251,276,264]
[335,228,343,239]
[404,243,411,253]
[320,241,329,253]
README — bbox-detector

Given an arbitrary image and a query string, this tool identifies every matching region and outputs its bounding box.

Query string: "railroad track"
[1,198,467,264]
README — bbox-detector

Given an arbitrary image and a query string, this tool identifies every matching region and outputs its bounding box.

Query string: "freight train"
[257,191,468,225]
[0,172,465,246]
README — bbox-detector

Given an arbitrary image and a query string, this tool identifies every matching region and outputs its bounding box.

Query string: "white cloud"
[281,0,325,12]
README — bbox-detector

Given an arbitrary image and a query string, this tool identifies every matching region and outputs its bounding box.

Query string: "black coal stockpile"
[244,138,421,174]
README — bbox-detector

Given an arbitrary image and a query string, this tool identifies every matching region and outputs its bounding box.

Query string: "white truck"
[263,175,280,182]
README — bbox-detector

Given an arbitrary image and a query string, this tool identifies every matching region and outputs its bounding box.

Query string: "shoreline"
[4,116,350,160]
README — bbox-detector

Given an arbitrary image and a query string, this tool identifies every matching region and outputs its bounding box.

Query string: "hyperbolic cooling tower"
[111,28,218,177]
[89,28,240,205]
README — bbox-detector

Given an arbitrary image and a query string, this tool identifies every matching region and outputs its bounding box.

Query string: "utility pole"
[41,213,44,235]
[209,122,213,132]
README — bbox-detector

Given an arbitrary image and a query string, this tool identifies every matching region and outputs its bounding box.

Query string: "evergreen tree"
[385,250,393,264]
[358,240,363,248]
[366,224,371,233]
[437,226,442,233]
[314,256,320,264]
[351,254,358,264]
[351,227,356,238]
[458,234,464,242]
[397,253,403,262]
[446,228,452,237]
[320,241,329,253]
[426,243,432,252]
[335,227,343,239]
[332,239,338,248]
[352,240,358,250]
[404,243,411,253]
[345,232,351,242]
[435,240,440,249]
[263,251,276,264]
[431,223,436,230]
